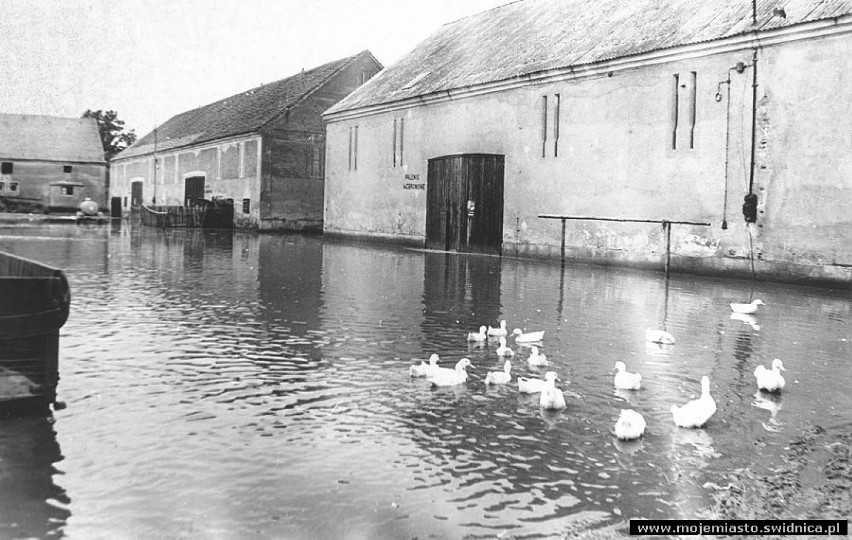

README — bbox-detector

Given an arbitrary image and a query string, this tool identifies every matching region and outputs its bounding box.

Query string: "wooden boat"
[0,251,69,412]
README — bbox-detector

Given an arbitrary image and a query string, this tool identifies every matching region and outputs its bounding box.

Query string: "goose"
[512,328,545,343]
[409,354,440,378]
[540,373,567,410]
[467,325,487,342]
[526,346,548,367]
[518,371,557,394]
[646,329,676,345]
[485,360,512,385]
[487,320,508,337]
[730,299,765,314]
[0,367,41,397]
[495,337,515,357]
[613,361,642,390]
[671,376,716,428]
[426,358,472,387]
[614,409,647,440]
[754,358,786,392]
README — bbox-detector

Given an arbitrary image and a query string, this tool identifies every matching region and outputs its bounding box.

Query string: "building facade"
[323,0,852,286]
[110,50,382,231]
[0,114,106,212]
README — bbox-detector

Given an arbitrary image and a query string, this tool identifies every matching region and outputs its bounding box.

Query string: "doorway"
[130,181,143,208]
[425,154,504,254]
[184,176,205,207]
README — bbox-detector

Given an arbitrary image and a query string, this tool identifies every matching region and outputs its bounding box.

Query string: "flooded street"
[0,223,849,539]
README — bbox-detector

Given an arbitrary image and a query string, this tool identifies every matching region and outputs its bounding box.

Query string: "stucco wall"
[110,136,262,227]
[0,160,106,210]
[325,31,851,285]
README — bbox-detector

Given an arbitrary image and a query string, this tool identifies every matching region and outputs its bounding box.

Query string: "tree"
[81,109,137,161]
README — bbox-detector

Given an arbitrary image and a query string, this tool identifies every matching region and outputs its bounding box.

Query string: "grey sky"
[1,0,506,137]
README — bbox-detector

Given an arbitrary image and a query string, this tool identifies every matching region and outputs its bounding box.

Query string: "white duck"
[409,354,440,378]
[467,325,487,342]
[518,371,557,394]
[485,360,512,385]
[512,328,545,343]
[487,320,508,337]
[671,376,717,428]
[754,358,786,392]
[614,409,647,440]
[526,346,548,367]
[540,373,567,410]
[646,329,676,344]
[426,358,472,387]
[495,337,514,357]
[613,361,642,390]
[730,298,765,314]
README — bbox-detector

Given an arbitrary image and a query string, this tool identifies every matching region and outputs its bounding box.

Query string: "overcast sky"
[1,0,507,137]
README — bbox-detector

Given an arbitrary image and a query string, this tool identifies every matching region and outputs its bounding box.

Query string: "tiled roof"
[328,0,852,114]
[117,51,376,159]
[0,114,105,163]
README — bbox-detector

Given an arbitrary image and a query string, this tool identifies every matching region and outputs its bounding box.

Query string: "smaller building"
[110,50,382,231]
[0,114,106,212]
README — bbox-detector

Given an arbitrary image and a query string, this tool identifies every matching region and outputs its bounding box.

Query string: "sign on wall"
[403,173,425,190]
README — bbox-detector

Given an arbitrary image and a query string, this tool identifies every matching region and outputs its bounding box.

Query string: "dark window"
[0,182,5,191]
[242,198,251,214]
[689,71,697,149]
[399,118,404,166]
[61,186,74,195]
[124,196,128,208]
[1,162,11,174]
[9,182,18,192]
[554,94,561,157]
[672,73,680,150]
[311,145,322,178]
[63,165,73,173]
[392,119,397,167]
[541,95,548,158]
[348,125,358,171]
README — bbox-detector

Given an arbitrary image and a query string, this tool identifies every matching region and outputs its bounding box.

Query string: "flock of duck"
[410,298,786,441]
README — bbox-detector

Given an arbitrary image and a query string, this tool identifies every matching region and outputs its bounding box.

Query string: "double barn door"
[425,154,504,255]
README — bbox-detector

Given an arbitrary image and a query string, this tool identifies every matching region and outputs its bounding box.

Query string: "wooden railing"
[537,214,711,276]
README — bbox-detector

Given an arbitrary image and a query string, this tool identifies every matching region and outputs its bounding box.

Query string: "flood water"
[0,223,849,539]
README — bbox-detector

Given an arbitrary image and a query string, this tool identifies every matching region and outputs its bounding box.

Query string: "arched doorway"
[425,154,504,255]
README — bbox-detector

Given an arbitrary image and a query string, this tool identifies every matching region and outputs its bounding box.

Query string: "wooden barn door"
[184,176,205,207]
[426,154,504,255]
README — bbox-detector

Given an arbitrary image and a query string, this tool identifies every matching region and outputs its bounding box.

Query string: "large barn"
[323,0,852,286]
[110,50,382,231]
[0,113,106,213]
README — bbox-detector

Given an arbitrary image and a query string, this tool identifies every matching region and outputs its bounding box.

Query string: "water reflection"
[0,225,848,538]
[0,416,69,538]
[752,391,784,432]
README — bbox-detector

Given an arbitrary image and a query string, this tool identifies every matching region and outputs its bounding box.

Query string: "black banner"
[630,520,848,536]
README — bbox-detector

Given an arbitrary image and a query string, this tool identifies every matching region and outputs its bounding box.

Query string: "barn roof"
[0,114,105,163]
[327,0,852,115]
[117,50,379,160]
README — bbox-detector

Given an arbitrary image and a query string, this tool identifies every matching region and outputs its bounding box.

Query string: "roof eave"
[325,14,852,122]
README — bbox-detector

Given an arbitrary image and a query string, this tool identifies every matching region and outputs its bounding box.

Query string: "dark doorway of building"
[184,176,205,207]
[426,154,504,255]
[131,181,143,208]
[110,196,122,217]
